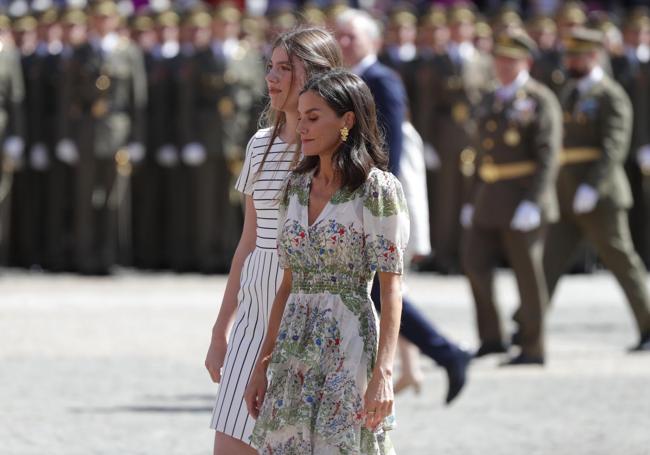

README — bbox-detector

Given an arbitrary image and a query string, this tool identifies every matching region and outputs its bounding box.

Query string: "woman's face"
[265,46,306,112]
[297,90,350,158]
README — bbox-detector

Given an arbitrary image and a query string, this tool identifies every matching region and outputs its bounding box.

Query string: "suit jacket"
[471,77,562,228]
[611,55,650,152]
[361,61,406,177]
[558,74,633,212]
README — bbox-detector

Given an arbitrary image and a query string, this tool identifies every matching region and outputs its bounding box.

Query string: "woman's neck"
[279,110,299,144]
[316,154,337,186]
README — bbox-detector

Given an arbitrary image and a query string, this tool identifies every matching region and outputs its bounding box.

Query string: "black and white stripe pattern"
[209,128,295,443]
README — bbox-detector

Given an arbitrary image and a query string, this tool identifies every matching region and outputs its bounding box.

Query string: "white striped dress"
[210,128,296,444]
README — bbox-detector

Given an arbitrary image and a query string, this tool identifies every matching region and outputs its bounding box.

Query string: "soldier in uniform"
[461,29,562,365]
[414,5,493,274]
[177,10,235,273]
[60,0,147,274]
[612,12,650,268]
[0,14,25,266]
[378,7,418,85]
[544,28,650,352]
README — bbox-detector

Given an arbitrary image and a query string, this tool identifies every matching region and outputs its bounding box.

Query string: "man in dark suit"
[545,28,650,352]
[336,8,471,405]
[462,29,562,366]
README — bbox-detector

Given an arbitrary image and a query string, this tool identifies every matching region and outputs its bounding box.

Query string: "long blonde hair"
[258,27,343,171]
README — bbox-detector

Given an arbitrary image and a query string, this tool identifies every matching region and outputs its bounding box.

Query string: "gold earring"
[340,126,349,142]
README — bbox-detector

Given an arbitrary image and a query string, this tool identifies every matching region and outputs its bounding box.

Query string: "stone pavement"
[1,270,649,455]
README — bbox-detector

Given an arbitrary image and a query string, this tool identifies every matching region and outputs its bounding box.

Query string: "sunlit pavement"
[1,270,649,455]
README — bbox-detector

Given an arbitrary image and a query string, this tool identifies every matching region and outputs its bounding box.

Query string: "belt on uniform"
[559,147,601,165]
[479,160,537,183]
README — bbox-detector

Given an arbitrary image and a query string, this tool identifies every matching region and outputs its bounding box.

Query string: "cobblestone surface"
[1,270,649,455]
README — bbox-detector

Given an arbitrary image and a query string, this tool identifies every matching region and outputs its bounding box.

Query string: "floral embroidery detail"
[253,168,407,455]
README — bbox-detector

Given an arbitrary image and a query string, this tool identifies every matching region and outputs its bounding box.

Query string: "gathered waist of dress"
[291,271,371,296]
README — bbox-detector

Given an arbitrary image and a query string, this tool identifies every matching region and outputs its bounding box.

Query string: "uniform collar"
[496,70,530,102]
[577,66,604,94]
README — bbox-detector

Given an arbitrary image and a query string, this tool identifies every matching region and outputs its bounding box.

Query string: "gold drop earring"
[340,126,349,142]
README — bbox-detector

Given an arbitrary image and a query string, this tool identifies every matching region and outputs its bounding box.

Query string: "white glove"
[181,142,207,166]
[156,144,179,167]
[30,143,50,171]
[127,142,146,163]
[460,203,474,228]
[637,145,650,174]
[56,139,79,165]
[510,200,541,232]
[573,184,599,214]
[3,136,25,161]
[423,142,441,170]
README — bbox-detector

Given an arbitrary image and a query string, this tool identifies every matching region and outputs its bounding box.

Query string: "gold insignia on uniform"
[482,137,494,150]
[486,120,497,132]
[452,102,469,123]
[95,74,111,91]
[218,97,235,116]
[459,147,476,177]
[552,69,565,85]
[115,149,132,176]
[91,99,108,118]
[504,128,521,146]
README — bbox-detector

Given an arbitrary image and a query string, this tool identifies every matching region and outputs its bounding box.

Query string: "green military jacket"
[471,77,562,228]
[558,74,633,212]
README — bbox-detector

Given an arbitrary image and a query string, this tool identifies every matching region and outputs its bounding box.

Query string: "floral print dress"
[250,168,409,455]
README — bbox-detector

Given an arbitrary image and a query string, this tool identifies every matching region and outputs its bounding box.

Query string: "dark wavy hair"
[293,70,388,191]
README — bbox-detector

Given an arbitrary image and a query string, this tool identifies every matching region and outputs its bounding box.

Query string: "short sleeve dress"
[250,168,410,455]
[209,128,296,443]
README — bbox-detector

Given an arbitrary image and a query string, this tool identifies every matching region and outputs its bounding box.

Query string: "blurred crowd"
[0,0,649,275]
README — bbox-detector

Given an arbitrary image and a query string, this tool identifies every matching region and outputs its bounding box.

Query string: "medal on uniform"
[218,97,235,117]
[486,120,497,132]
[482,137,494,150]
[452,102,469,123]
[552,69,565,85]
[95,74,111,91]
[91,98,108,118]
[504,128,520,146]
[459,147,476,177]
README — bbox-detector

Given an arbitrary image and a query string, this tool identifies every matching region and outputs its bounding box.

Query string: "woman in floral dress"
[245,70,409,454]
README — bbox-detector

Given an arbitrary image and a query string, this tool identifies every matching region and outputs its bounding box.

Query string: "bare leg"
[394,337,424,394]
[213,431,257,455]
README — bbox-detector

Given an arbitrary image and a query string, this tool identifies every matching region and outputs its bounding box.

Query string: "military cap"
[270,10,297,30]
[420,6,446,27]
[557,2,587,25]
[133,15,154,32]
[301,5,326,26]
[157,10,180,28]
[13,15,38,32]
[188,11,211,28]
[326,2,350,21]
[38,7,59,25]
[493,28,538,58]
[475,19,492,38]
[214,2,242,22]
[0,14,11,30]
[624,12,650,31]
[62,8,87,26]
[448,5,475,25]
[563,27,604,54]
[527,15,557,33]
[93,1,119,17]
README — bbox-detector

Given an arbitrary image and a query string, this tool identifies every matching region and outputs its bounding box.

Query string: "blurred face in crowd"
[450,20,474,43]
[135,29,157,51]
[530,28,557,51]
[297,90,353,158]
[623,25,650,48]
[563,50,598,79]
[191,25,212,48]
[93,13,119,36]
[158,24,179,43]
[494,55,529,85]
[14,28,38,52]
[212,18,240,41]
[265,46,306,112]
[336,19,377,67]
[64,23,88,46]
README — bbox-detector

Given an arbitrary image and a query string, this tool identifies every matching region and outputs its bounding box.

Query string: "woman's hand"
[205,337,228,383]
[363,368,394,431]
[244,363,268,419]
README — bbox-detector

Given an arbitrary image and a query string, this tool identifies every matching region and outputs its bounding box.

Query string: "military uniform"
[0,16,26,266]
[415,6,494,273]
[544,29,650,350]
[61,2,147,274]
[462,31,562,363]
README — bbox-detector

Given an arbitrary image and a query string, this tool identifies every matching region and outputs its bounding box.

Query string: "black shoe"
[500,353,545,366]
[474,342,508,358]
[511,330,522,347]
[445,349,471,405]
[629,334,650,352]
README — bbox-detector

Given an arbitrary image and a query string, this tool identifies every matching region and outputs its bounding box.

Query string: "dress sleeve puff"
[362,169,410,274]
[234,133,260,195]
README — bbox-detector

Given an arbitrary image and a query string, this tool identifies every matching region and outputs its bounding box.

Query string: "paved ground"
[1,269,649,455]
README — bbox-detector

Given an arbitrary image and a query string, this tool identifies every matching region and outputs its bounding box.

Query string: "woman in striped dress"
[205,28,342,455]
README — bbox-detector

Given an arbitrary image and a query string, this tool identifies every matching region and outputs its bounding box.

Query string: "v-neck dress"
[250,168,409,455]
[210,128,296,442]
